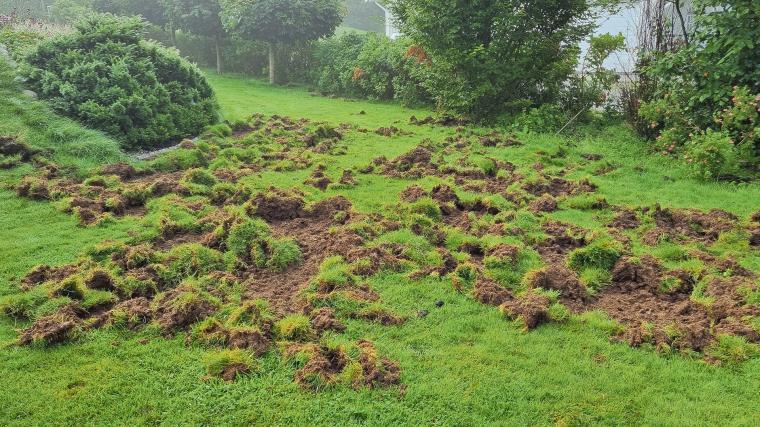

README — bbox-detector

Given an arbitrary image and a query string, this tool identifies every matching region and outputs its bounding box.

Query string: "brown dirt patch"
[100,163,138,180]
[357,339,401,388]
[248,188,306,221]
[153,285,217,333]
[526,264,588,310]
[609,208,640,229]
[645,205,738,244]
[310,307,346,335]
[523,177,596,197]
[292,344,348,388]
[18,304,82,345]
[500,293,551,331]
[528,194,558,214]
[473,278,513,306]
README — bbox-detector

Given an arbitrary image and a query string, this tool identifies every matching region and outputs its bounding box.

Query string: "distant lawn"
[0,70,758,426]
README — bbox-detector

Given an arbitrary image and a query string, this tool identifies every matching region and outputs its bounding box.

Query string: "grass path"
[0,73,758,426]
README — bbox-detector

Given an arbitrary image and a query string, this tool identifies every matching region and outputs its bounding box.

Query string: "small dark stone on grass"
[434,300,444,308]
[417,310,429,318]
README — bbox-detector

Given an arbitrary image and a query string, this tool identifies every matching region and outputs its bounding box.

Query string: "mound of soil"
[307,196,352,220]
[338,170,357,186]
[523,178,596,197]
[609,208,640,229]
[100,163,138,180]
[500,293,550,331]
[409,115,469,127]
[106,297,152,329]
[528,194,558,214]
[535,221,587,259]
[293,344,348,388]
[383,146,434,177]
[309,307,346,335]
[153,286,217,333]
[357,340,401,388]
[249,189,305,221]
[16,177,50,200]
[375,126,401,136]
[0,135,40,161]
[526,264,588,309]
[227,328,271,355]
[304,168,332,190]
[473,278,513,306]
[19,304,82,345]
[644,206,737,244]
[217,363,251,381]
[400,185,426,202]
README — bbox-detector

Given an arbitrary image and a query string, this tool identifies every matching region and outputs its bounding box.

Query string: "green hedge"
[22,14,218,150]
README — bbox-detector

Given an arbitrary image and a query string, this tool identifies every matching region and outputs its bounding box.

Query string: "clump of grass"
[579,267,612,293]
[276,314,313,341]
[161,243,225,286]
[150,148,208,172]
[266,238,301,271]
[204,123,233,138]
[226,218,270,261]
[567,239,622,272]
[313,256,358,291]
[0,286,49,319]
[705,335,758,365]
[48,276,86,300]
[451,262,478,292]
[203,349,254,381]
[180,168,217,195]
[408,197,442,220]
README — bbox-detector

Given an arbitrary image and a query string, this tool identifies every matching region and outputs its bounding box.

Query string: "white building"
[366,1,401,39]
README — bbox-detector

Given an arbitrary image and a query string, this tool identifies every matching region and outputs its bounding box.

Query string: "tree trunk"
[215,36,223,74]
[673,0,690,45]
[268,43,276,84]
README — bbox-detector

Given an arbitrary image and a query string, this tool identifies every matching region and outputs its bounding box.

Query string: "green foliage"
[312,32,431,105]
[640,1,760,179]
[561,32,626,115]
[684,129,739,180]
[21,14,218,149]
[390,0,599,118]
[220,0,343,83]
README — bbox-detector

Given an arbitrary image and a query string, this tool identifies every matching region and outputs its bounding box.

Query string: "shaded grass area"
[0,72,759,425]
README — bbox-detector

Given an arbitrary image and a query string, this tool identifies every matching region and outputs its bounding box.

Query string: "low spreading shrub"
[21,14,219,150]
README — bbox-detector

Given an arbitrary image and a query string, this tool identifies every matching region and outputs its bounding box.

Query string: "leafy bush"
[639,0,760,179]
[312,32,431,106]
[21,14,219,150]
[390,0,599,118]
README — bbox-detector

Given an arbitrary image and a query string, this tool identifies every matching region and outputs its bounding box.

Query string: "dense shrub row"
[21,14,218,150]
[310,32,430,106]
[636,0,759,180]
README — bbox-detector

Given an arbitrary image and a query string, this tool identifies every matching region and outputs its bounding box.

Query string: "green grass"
[1,71,760,426]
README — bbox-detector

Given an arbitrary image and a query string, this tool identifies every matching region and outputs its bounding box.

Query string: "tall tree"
[389,0,609,118]
[172,0,226,74]
[220,0,343,84]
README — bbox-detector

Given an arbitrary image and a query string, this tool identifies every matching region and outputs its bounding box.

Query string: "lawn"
[1,70,759,426]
